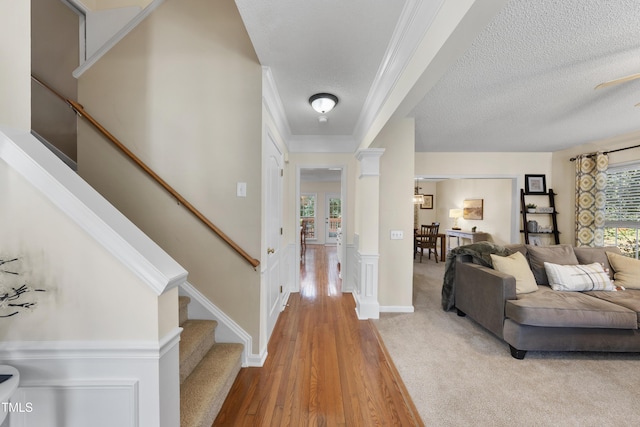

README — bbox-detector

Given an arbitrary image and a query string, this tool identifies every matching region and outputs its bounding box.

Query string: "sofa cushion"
[505,244,527,257]
[526,244,579,285]
[544,262,615,291]
[585,290,640,327]
[606,252,640,290]
[573,246,621,279]
[490,252,539,294]
[505,286,637,329]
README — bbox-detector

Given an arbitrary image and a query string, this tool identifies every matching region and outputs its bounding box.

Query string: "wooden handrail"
[31,75,260,269]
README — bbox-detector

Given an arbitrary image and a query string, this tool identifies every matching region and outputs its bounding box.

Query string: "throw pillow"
[526,244,579,285]
[490,252,538,294]
[543,262,615,291]
[573,246,621,279]
[606,252,640,290]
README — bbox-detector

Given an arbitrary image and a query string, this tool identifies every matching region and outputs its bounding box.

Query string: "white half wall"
[1,330,180,427]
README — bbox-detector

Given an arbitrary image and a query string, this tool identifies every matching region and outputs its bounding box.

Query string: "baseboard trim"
[179,281,266,367]
[379,306,415,313]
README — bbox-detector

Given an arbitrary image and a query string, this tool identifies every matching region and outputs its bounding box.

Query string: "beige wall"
[416,152,553,185]
[372,119,414,308]
[85,0,152,10]
[416,180,437,227]
[552,130,640,245]
[416,152,553,244]
[31,0,79,160]
[436,178,514,245]
[0,159,163,341]
[77,0,264,349]
[0,0,30,130]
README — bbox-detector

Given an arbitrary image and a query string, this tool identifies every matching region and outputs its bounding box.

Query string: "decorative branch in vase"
[0,258,45,318]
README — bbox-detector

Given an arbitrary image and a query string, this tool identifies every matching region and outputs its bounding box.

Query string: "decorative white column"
[354,148,384,319]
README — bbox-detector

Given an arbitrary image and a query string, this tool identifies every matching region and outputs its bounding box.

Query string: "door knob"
[267,248,275,254]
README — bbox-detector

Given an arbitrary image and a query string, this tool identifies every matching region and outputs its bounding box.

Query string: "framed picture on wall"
[463,199,483,220]
[525,174,547,194]
[420,194,433,209]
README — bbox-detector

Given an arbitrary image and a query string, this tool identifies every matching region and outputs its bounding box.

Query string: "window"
[300,194,316,239]
[604,162,640,259]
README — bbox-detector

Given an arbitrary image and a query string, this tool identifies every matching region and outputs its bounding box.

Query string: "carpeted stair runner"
[179,296,243,427]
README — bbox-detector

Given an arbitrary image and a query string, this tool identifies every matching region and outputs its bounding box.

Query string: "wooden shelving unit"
[520,188,560,245]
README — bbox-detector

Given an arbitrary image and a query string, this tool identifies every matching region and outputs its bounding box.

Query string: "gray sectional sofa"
[454,244,640,359]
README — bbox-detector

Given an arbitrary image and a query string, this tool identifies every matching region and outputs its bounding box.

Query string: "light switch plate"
[237,182,247,197]
[390,230,403,240]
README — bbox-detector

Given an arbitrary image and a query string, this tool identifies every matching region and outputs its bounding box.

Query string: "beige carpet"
[374,260,640,426]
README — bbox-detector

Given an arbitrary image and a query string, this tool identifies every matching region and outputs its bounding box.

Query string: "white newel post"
[354,148,384,319]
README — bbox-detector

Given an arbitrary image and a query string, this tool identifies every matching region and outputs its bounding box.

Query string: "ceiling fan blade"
[595,72,640,90]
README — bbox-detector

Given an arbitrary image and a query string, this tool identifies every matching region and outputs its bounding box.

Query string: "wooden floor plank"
[214,245,424,426]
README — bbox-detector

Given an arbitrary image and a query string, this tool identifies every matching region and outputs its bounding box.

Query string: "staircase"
[179,296,243,426]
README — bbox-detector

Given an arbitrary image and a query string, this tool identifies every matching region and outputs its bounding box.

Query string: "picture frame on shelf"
[420,194,433,209]
[525,174,547,194]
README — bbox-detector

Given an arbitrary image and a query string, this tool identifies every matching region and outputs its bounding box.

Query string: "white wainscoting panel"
[354,251,380,319]
[342,243,357,293]
[10,381,137,427]
[0,330,180,427]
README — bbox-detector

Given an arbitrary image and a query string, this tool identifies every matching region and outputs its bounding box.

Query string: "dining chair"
[417,223,439,263]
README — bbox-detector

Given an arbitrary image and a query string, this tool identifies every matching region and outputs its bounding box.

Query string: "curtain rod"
[569,143,640,161]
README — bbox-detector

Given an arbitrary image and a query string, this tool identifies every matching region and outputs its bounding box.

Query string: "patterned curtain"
[575,152,608,247]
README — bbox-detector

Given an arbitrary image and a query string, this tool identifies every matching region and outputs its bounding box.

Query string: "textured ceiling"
[236,0,640,153]
[412,0,640,152]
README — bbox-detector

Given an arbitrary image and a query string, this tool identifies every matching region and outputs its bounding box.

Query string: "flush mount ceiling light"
[309,93,338,114]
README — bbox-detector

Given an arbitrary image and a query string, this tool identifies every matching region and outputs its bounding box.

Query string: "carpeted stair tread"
[180,343,244,427]
[179,296,191,327]
[179,319,217,383]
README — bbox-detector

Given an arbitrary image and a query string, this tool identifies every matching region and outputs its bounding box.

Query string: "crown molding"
[262,66,292,149]
[352,0,446,148]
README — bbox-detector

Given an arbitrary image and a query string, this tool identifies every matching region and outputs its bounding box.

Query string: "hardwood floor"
[214,245,423,426]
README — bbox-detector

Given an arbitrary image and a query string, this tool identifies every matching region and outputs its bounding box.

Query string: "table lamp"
[449,209,462,230]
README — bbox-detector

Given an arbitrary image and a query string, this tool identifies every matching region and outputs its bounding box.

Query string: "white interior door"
[325,193,341,244]
[266,136,282,339]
